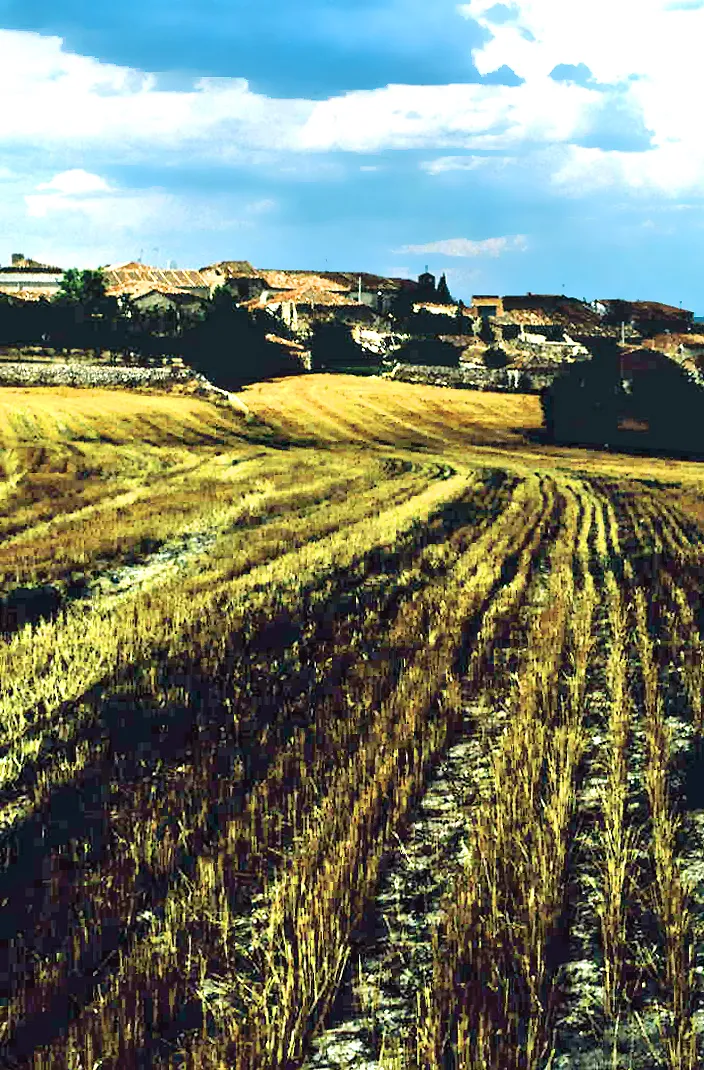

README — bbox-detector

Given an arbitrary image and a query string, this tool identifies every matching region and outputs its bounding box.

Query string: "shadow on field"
[0,585,63,635]
[677,738,704,813]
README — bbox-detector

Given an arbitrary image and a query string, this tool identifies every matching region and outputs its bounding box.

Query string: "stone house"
[129,288,207,331]
[596,299,693,337]
[0,254,64,297]
[199,261,266,302]
[471,295,504,319]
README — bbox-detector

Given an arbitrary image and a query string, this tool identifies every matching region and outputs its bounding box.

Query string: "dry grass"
[1,374,704,1068]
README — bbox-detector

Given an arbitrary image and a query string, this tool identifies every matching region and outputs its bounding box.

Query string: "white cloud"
[23,166,276,239]
[25,188,172,226]
[0,8,701,207]
[0,30,310,163]
[551,143,704,196]
[421,154,514,174]
[457,0,704,195]
[397,235,528,256]
[0,26,596,161]
[36,169,111,195]
[296,80,603,153]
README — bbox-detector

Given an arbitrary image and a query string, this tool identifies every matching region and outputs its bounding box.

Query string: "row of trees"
[0,270,305,387]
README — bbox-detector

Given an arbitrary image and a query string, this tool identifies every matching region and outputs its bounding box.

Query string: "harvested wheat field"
[1,374,704,1069]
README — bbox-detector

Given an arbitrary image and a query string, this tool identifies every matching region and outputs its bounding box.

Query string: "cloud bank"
[398,235,528,256]
[1,3,703,198]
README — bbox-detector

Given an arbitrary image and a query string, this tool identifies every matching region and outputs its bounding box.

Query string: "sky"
[0,0,703,308]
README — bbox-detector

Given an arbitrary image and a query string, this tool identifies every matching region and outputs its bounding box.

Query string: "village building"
[317,272,423,313]
[595,299,693,337]
[468,293,630,344]
[471,295,504,319]
[544,339,704,452]
[0,254,64,297]
[239,268,433,332]
[101,262,213,300]
[129,288,206,313]
[412,301,458,318]
[245,279,373,332]
[199,261,266,302]
[127,288,207,333]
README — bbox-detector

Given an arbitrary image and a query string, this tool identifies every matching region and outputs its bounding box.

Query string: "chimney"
[11,253,24,265]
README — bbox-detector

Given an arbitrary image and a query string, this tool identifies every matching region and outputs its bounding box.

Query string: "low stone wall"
[383,362,560,393]
[0,361,215,392]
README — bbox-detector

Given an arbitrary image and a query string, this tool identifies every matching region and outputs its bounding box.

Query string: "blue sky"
[0,0,703,308]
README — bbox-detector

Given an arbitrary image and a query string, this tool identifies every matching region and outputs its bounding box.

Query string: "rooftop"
[248,283,362,308]
[0,256,63,274]
[199,260,258,278]
[102,263,211,294]
[130,286,207,304]
[597,298,693,320]
[257,270,352,293]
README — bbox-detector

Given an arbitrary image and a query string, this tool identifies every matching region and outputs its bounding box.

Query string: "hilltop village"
[0,252,703,402]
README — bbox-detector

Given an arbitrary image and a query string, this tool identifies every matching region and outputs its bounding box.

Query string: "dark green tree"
[308,319,364,371]
[483,346,509,369]
[541,340,622,447]
[181,288,302,389]
[54,268,113,315]
[393,337,460,367]
[52,268,118,355]
[436,273,453,304]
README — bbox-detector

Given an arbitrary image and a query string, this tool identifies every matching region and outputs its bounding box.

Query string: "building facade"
[0,254,64,297]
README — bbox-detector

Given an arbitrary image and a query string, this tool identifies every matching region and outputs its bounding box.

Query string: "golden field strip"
[1,377,704,1068]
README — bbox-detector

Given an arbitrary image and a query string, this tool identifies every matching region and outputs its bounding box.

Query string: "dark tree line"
[541,339,704,455]
[0,273,304,387]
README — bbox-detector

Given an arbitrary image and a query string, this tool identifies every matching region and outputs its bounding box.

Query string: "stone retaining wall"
[0,361,214,391]
[383,362,560,393]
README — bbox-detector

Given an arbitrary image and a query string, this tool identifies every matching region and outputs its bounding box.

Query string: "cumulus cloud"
[458,0,704,194]
[397,235,528,256]
[296,79,601,152]
[0,26,611,163]
[25,188,172,226]
[0,30,310,163]
[0,6,701,204]
[36,170,112,195]
[551,143,704,197]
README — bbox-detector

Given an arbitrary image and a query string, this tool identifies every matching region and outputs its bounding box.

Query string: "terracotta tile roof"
[598,299,693,322]
[499,295,600,326]
[643,332,704,350]
[256,269,420,294]
[316,272,417,292]
[102,264,211,294]
[496,309,555,325]
[248,283,361,308]
[108,280,195,299]
[257,270,352,293]
[130,287,206,305]
[199,260,257,277]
